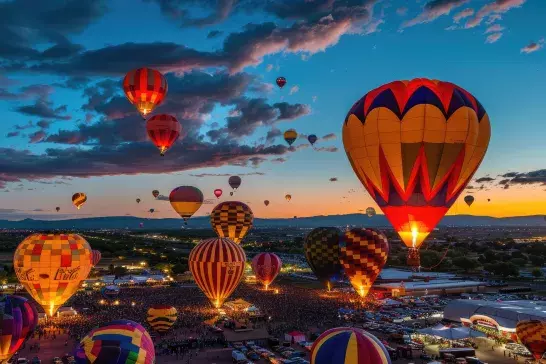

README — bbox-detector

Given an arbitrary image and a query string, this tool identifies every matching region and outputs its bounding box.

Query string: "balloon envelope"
[251,253,282,289]
[0,295,39,363]
[311,327,391,364]
[464,195,475,206]
[264,200,270,206]
[189,238,246,308]
[304,227,342,289]
[516,320,546,360]
[342,78,490,266]
[146,114,181,156]
[75,319,155,364]
[152,190,159,198]
[210,201,254,244]
[276,77,286,88]
[284,129,297,146]
[340,228,389,298]
[214,189,223,198]
[91,250,101,266]
[147,305,178,334]
[228,176,242,190]
[308,134,318,145]
[72,192,87,210]
[136,198,141,204]
[123,68,167,118]
[285,194,292,202]
[14,233,93,316]
[366,207,376,217]
[169,186,204,223]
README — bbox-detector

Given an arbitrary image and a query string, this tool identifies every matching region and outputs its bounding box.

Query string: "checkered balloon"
[516,320,546,360]
[304,227,343,289]
[210,201,253,244]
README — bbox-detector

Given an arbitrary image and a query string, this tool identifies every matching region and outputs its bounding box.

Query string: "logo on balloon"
[54,267,81,280]
[16,268,36,282]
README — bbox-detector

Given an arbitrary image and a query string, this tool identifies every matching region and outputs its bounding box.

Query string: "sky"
[0,0,545,221]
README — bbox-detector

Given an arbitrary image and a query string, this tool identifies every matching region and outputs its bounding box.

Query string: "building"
[444,299,546,341]
[378,268,456,283]
[373,279,486,297]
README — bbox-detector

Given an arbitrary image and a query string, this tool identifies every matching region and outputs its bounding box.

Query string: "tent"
[224,299,252,311]
[285,331,306,343]
[418,324,486,340]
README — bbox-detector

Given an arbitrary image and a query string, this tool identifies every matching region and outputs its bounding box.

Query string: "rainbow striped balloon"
[75,320,155,364]
[311,327,391,364]
[147,305,178,333]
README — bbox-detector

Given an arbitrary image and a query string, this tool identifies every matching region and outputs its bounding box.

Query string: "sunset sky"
[0,0,545,221]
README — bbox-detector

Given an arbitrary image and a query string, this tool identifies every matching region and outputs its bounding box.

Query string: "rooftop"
[377,279,484,290]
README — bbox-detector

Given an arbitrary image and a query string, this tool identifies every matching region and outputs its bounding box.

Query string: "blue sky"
[0,0,545,220]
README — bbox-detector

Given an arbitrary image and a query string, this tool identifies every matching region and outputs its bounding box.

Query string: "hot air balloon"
[284,129,297,146]
[228,176,242,191]
[136,198,141,204]
[169,186,204,225]
[123,68,167,119]
[72,192,87,210]
[152,190,159,199]
[342,78,490,267]
[146,114,182,156]
[251,253,282,290]
[264,200,270,206]
[14,234,93,316]
[311,327,391,364]
[516,320,546,361]
[189,238,246,308]
[55,207,60,212]
[149,208,155,214]
[91,250,101,266]
[487,198,491,202]
[308,134,318,146]
[210,201,254,244]
[0,295,38,364]
[146,305,178,334]
[366,207,376,217]
[304,227,343,290]
[285,194,292,202]
[214,189,223,199]
[276,77,286,88]
[75,320,155,364]
[100,285,120,300]
[340,228,389,298]
[464,195,475,206]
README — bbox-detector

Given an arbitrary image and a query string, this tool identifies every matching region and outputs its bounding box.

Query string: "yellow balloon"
[14,233,93,316]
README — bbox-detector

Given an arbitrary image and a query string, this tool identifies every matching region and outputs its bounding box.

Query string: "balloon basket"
[407,248,420,267]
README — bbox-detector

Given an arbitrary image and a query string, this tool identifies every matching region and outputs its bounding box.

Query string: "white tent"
[418,324,486,340]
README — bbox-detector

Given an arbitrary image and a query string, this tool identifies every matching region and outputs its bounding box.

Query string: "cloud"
[147,0,236,27]
[485,33,503,43]
[329,177,338,182]
[465,0,526,29]
[322,133,336,141]
[396,7,408,16]
[156,195,169,201]
[190,172,265,178]
[401,0,469,29]
[29,130,46,143]
[495,170,546,187]
[465,185,475,190]
[15,99,71,120]
[266,64,274,72]
[203,199,216,205]
[521,39,545,54]
[475,176,495,183]
[270,157,287,164]
[207,30,223,39]
[289,85,299,95]
[485,24,505,33]
[265,127,282,143]
[315,146,338,152]
[453,8,474,23]
[6,131,20,138]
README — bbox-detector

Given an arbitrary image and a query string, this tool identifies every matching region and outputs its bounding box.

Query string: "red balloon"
[91,250,101,266]
[214,189,223,199]
[276,77,286,88]
[146,114,182,156]
[251,253,282,289]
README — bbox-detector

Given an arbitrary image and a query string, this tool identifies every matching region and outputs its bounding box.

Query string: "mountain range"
[0,214,545,230]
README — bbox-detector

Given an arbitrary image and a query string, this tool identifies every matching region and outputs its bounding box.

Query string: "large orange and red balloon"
[123,68,167,119]
[251,253,282,290]
[146,114,181,156]
[0,295,39,363]
[169,186,203,225]
[189,237,246,308]
[343,79,490,266]
[516,320,546,360]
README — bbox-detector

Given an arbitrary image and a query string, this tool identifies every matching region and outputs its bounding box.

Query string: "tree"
[511,258,527,267]
[113,266,128,277]
[532,268,543,278]
[529,255,545,267]
[108,264,115,274]
[452,257,479,271]
[172,263,188,274]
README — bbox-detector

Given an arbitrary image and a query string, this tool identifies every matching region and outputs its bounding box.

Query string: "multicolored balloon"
[75,320,155,364]
[152,190,159,199]
[147,305,178,334]
[251,253,282,290]
[169,186,204,225]
[14,234,93,316]
[304,227,342,290]
[340,228,389,298]
[228,176,242,191]
[516,320,546,360]
[214,189,223,199]
[284,129,297,146]
[311,327,391,364]
[146,114,182,156]
[72,192,87,210]
[123,67,167,119]
[189,238,246,308]
[343,78,490,266]
[276,77,286,88]
[91,250,101,266]
[210,201,254,244]
[0,295,38,363]
[464,195,475,206]
[366,207,376,217]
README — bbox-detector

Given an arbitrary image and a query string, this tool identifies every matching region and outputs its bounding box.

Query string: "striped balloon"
[123,67,167,119]
[251,253,282,289]
[339,228,389,298]
[91,250,101,266]
[516,320,546,360]
[146,114,181,156]
[189,238,246,308]
[169,186,203,225]
[210,201,254,244]
[311,327,391,364]
[75,319,155,364]
[147,305,178,334]
[72,192,87,209]
[0,295,39,363]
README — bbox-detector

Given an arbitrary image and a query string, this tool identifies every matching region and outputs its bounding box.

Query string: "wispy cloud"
[289,85,299,95]
[521,39,545,54]
[190,172,266,178]
[485,32,503,43]
[453,8,474,23]
[401,0,469,29]
[465,0,526,28]
[484,24,504,33]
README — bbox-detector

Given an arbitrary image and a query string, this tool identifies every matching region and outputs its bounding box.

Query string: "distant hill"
[0,214,545,230]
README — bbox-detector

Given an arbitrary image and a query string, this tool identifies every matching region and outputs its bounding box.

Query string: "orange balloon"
[72,192,87,210]
[123,68,167,118]
[14,234,93,316]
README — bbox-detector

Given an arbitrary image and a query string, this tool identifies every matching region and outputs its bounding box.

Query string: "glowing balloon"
[72,192,87,210]
[123,67,167,119]
[516,320,546,360]
[228,176,241,191]
[464,195,475,206]
[214,189,223,199]
[366,207,376,217]
[189,238,246,308]
[146,114,182,156]
[0,295,38,363]
[284,129,297,146]
[91,250,101,266]
[343,78,490,266]
[152,190,159,199]
[251,253,282,290]
[264,200,270,206]
[276,77,286,88]
[14,234,93,316]
[147,305,178,334]
[285,194,292,202]
[210,201,254,244]
[304,227,342,290]
[340,228,389,298]
[75,320,155,364]
[169,186,204,225]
